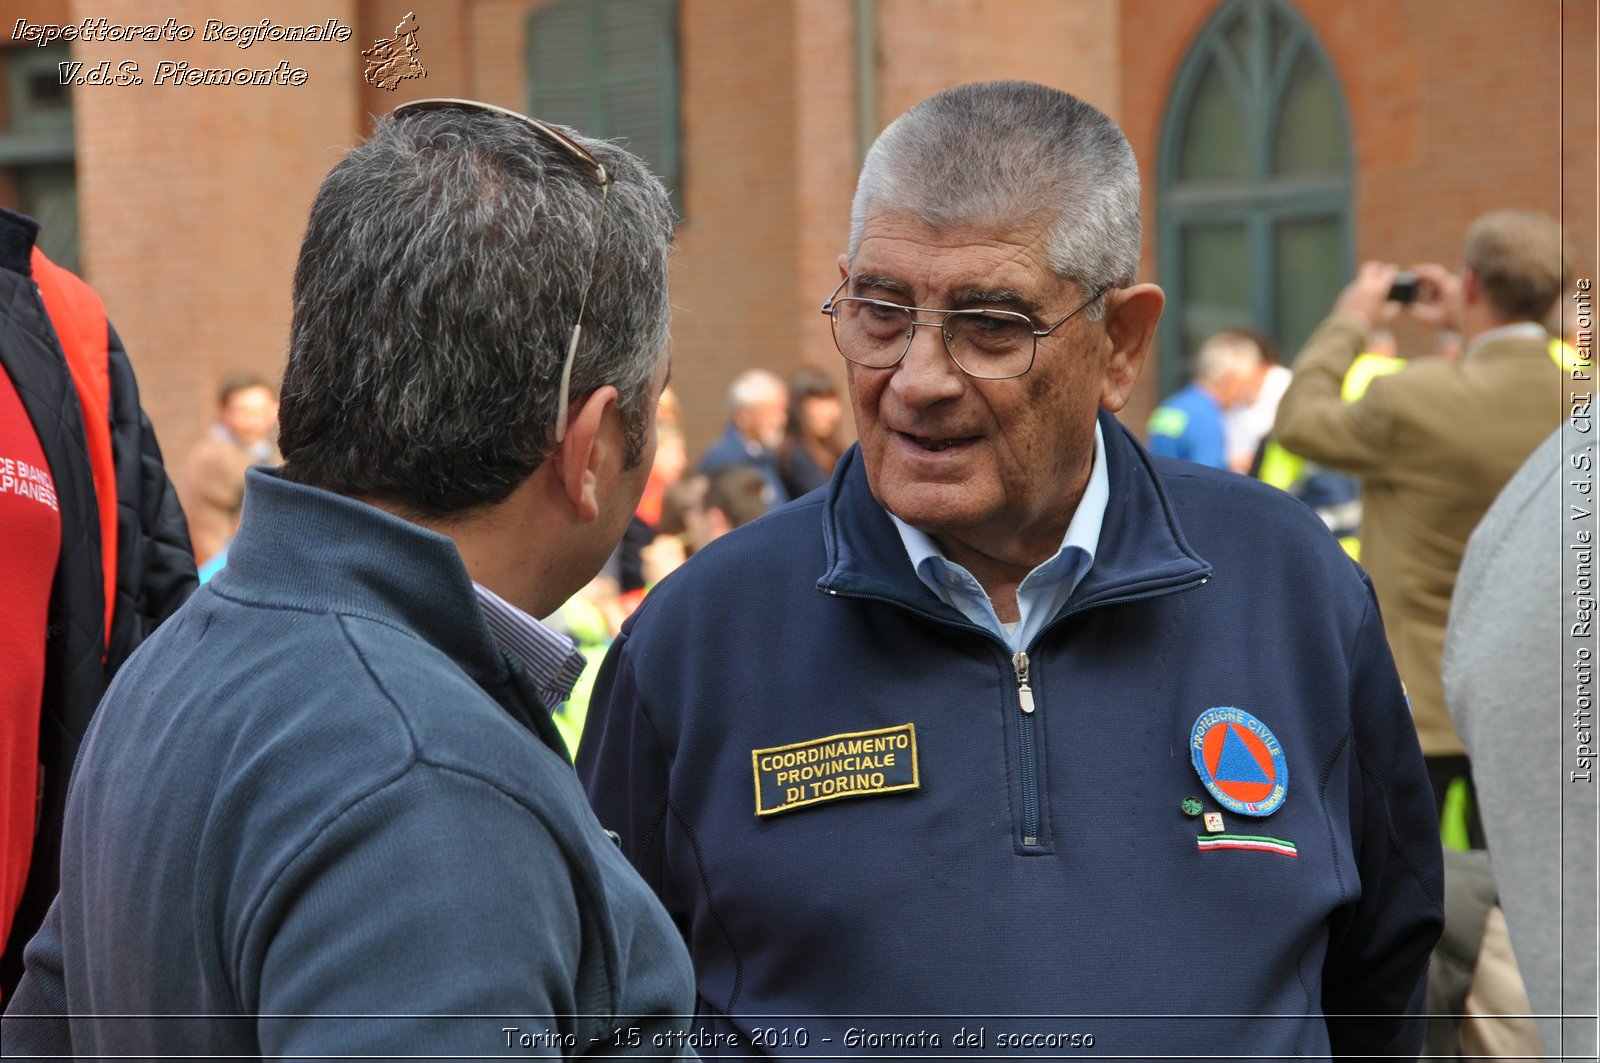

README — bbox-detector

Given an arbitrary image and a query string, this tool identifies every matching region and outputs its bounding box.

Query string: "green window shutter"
[0,45,75,164]
[527,0,595,130]
[527,0,681,216]
[1181,222,1251,362]
[527,2,590,94]
[0,45,78,271]
[600,0,677,204]
[18,165,78,272]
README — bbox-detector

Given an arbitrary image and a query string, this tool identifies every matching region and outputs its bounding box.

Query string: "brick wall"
[666,0,804,456]
[1119,0,1590,424]
[6,0,1586,474]
[34,0,361,473]
[876,0,1120,125]
[1562,0,1598,305]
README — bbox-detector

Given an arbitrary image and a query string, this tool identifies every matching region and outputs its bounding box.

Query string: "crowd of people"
[0,79,1588,1061]
[545,366,852,754]
[1147,210,1589,1057]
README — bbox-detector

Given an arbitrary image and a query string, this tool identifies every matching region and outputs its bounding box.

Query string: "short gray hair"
[1194,330,1263,383]
[849,81,1141,318]
[726,368,787,415]
[278,106,674,517]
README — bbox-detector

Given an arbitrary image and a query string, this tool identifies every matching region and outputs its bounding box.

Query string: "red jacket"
[0,209,196,995]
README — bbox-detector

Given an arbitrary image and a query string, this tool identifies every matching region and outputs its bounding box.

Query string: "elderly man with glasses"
[579,81,1442,1058]
[5,102,695,1056]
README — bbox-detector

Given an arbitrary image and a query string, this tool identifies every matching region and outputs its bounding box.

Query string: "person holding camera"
[1273,210,1578,839]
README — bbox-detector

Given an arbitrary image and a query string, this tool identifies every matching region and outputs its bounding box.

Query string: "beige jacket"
[1274,316,1580,756]
[181,429,279,565]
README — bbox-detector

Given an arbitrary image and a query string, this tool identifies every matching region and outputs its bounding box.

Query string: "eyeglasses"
[820,278,1110,380]
[393,98,613,443]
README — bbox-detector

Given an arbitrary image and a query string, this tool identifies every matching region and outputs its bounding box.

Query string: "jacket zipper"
[1012,651,1039,846]
[1010,577,1211,849]
[825,574,1210,851]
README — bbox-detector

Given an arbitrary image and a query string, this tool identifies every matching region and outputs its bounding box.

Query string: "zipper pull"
[1012,651,1035,714]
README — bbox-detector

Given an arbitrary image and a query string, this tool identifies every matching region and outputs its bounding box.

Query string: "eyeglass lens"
[830,300,1037,379]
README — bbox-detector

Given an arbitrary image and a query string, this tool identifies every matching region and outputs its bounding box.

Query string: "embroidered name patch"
[1190,707,1288,817]
[753,724,919,816]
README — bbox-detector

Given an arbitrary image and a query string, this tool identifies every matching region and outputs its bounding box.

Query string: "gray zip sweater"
[3,468,695,1058]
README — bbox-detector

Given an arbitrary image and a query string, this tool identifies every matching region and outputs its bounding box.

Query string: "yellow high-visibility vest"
[1258,350,1400,562]
[1551,338,1585,374]
[1340,352,1406,403]
[1263,350,1402,491]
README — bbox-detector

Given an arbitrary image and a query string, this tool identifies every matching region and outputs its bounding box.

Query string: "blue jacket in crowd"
[1146,381,1228,469]
[698,423,790,506]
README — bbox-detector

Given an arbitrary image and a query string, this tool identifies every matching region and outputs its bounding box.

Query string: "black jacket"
[0,209,196,993]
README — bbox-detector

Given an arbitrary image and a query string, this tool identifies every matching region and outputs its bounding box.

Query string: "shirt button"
[945,572,962,586]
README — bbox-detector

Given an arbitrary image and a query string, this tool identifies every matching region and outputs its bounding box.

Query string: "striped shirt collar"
[472,582,587,709]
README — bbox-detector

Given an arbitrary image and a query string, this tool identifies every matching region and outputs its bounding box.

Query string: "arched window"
[527,0,681,214]
[1156,0,1352,395]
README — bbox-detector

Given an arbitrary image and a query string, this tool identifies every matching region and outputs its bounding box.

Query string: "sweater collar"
[0,208,39,276]
[817,410,1212,633]
[224,468,556,738]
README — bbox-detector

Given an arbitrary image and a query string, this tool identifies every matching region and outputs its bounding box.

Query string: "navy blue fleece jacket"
[578,411,1443,1060]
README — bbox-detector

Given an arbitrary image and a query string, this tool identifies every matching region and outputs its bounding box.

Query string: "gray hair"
[848,81,1141,319]
[278,107,674,517]
[1194,330,1263,383]
[726,368,787,415]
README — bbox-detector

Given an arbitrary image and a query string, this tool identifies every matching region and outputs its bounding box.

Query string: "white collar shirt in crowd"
[1467,321,1547,355]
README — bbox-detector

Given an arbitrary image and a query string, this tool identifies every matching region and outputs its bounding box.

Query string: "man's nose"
[889,318,966,406]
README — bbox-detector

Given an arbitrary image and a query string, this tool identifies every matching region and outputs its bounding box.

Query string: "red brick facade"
[0,0,1592,461]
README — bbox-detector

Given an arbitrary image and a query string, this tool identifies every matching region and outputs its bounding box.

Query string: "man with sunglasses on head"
[579,81,1442,1059]
[4,101,695,1057]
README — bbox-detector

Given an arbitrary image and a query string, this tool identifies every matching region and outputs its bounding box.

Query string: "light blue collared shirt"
[890,422,1109,652]
[473,582,587,710]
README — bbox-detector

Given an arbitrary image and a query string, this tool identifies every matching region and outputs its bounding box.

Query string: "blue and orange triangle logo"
[1214,725,1272,784]
[1190,708,1288,817]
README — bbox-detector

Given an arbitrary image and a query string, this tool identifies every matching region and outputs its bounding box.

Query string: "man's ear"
[1099,283,1165,413]
[555,385,621,523]
[837,253,849,280]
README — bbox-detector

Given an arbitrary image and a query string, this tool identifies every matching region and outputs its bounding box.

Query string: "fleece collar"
[817,409,1212,639]
[220,468,565,751]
